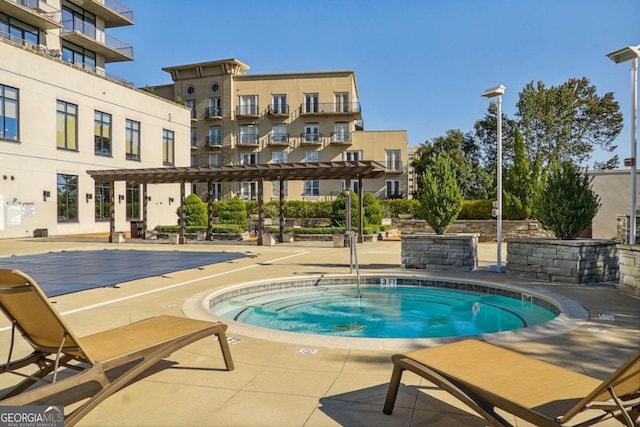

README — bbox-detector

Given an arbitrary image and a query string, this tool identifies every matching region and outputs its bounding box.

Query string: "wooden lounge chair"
[0,268,234,426]
[383,339,640,426]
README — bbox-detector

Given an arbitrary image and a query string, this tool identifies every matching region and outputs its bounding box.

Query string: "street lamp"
[482,84,506,272]
[607,45,640,245]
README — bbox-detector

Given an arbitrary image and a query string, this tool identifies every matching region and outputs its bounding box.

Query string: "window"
[207,97,221,117]
[184,99,196,119]
[333,122,351,143]
[62,41,96,71]
[271,94,287,114]
[238,95,258,115]
[207,126,222,146]
[303,123,320,143]
[343,150,362,161]
[238,124,258,145]
[191,128,197,147]
[62,4,96,38]
[271,123,288,144]
[304,93,318,113]
[125,119,140,160]
[209,183,222,201]
[95,182,110,221]
[341,180,359,194]
[163,129,175,165]
[0,84,18,141]
[272,180,288,198]
[190,153,197,167]
[0,13,39,46]
[208,153,220,166]
[304,150,320,162]
[56,100,78,150]
[94,110,111,156]
[126,183,140,220]
[271,151,288,164]
[304,180,320,197]
[57,174,78,222]
[210,82,220,93]
[186,85,195,96]
[386,150,402,171]
[386,180,402,198]
[239,152,258,165]
[335,93,349,112]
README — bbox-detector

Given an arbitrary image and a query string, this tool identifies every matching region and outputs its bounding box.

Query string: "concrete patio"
[0,237,637,426]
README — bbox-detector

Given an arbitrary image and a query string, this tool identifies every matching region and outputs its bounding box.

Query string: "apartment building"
[153,59,408,202]
[0,0,190,239]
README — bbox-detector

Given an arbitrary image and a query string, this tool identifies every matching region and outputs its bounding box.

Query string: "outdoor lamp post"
[482,84,506,272]
[607,45,640,245]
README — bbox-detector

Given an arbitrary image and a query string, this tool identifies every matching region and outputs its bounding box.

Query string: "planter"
[506,238,618,284]
[401,233,478,271]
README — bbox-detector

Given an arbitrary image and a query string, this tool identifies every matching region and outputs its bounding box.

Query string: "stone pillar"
[401,233,478,271]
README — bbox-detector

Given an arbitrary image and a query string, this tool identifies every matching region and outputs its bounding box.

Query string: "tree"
[503,127,541,219]
[331,190,359,228]
[413,129,492,200]
[363,193,382,227]
[416,154,462,234]
[516,77,623,166]
[177,194,207,227]
[593,155,620,170]
[534,160,601,239]
[218,197,248,231]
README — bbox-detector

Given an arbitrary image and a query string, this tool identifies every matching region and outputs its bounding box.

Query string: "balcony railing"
[104,0,134,22]
[385,160,404,173]
[268,133,289,146]
[330,131,352,144]
[205,135,222,147]
[300,133,323,145]
[14,0,61,25]
[236,105,259,117]
[267,104,289,116]
[205,107,222,119]
[237,133,259,146]
[61,17,133,59]
[299,102,361,115]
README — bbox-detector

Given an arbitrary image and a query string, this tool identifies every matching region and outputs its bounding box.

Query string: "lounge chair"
[383,339,640,426]
[0,268,234,426]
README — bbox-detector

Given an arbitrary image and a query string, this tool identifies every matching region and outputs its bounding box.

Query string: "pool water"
[210,285,558,338]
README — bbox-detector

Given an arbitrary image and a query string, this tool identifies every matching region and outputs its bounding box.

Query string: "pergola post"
[278,178,284,242]
[207,180,214,241]
[179,181,186,244]
[345,178,351,248]
[108,181,115,242]
[257,177,264,243]
[142,183,148,239]
[358,177,364,243]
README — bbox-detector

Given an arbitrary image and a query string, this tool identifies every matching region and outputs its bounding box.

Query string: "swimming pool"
[192,275,587,349]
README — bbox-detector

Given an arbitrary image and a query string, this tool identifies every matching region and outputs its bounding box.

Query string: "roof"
[86,161,386,184]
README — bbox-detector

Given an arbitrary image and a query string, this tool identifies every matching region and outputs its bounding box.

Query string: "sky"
[109,0,639,166]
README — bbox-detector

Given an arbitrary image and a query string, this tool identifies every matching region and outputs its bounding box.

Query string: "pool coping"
[183,273,589,351]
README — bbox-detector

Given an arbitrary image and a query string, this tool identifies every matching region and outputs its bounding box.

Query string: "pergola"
[87,161,387,244]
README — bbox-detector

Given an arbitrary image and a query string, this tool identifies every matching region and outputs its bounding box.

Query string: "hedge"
[155,224,245,234]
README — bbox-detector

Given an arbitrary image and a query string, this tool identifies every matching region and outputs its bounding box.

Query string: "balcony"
[237,133,260,148]
[236,105,260,118]
[267,104,289,118]
[299,102,361,119]
[61,17,133,62]
[268,133,289,146]
[205,136,222,148]
[300,133,323,146]
[330,131,352,145]
[204,107,222,120]
[385,160,404,173]
[66,0,133,27]
[0,0,61,29]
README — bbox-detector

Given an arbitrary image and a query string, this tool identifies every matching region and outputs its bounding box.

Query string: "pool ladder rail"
[348,231,362,299]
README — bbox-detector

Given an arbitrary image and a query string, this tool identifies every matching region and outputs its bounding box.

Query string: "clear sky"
[109,0,639,166]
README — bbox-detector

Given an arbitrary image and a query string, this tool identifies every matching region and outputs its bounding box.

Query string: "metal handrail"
[299,102,361,114]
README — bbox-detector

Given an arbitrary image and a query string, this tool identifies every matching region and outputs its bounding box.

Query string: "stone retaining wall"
[506,238,618,284]
[616,244,640,297]
[392,219,553,242]
[401,233,478,271]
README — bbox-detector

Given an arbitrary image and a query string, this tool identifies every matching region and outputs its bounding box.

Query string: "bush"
[154,224,245,234]
[331,191,359,227]
[379,199,420,218]
[459,200,493,220]
[534,160,601,239]
[218,197,248,231]
[363,193,382,226]
[416,154,462,234]
[176,194,207,227]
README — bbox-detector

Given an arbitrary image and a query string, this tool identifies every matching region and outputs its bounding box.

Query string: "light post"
[607,45,640,245]
[482,84,506,272]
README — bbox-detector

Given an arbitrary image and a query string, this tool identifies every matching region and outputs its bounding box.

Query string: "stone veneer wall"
[616,244,640,298]
[506,238,619,284]
[401,233,478,271]
[615,215,640,243]
[392,219,553,242]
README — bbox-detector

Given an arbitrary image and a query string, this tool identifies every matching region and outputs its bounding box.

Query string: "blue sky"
[109,0,639,166]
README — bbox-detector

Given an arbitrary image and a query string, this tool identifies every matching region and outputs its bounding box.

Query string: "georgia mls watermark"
[0,406,64,427]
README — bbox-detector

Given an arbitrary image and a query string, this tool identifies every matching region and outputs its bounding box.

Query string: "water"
[210,285,557,339]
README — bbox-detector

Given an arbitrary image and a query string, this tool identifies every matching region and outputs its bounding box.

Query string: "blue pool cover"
[0,249,248,297]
